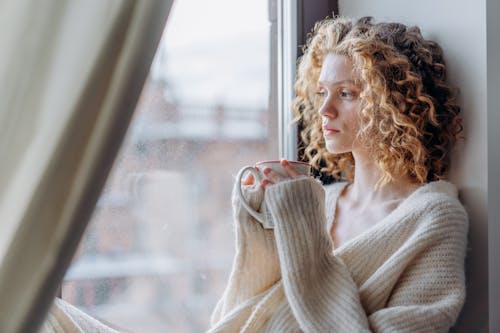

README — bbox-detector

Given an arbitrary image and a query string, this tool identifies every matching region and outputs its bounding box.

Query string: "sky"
[151,0,271,109]
[163,0,269,48]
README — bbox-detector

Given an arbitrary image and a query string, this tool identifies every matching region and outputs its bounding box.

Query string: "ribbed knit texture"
[40,298,119,333]
[209,178,468,333]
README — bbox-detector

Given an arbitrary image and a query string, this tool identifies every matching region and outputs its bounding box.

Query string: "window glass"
[62,0,278,332]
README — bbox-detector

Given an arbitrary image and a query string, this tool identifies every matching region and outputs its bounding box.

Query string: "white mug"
[236,160,311,229]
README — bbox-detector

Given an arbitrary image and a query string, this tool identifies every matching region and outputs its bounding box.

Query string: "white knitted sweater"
[209,177,468,332]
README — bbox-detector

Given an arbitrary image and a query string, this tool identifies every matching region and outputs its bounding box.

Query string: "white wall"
[487,0,500,331]
[339,1,489,331]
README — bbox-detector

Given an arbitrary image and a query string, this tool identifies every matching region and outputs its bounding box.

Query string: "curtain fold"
[0,0,173,332]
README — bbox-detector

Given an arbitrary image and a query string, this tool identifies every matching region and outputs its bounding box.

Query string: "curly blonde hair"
[293,16,463,187]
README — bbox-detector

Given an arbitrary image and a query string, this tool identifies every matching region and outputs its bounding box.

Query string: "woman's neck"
[347,151,420,207]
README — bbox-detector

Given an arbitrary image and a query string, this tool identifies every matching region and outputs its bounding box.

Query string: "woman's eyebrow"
[317,79,357,86]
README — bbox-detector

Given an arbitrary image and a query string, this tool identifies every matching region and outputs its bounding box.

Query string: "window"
[62,0,278,332]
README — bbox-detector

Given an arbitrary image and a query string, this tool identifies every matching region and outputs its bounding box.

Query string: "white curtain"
[0,0,173,331]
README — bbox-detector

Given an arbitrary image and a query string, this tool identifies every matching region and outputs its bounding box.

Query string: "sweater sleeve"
[264,177,468,333]
[210,181,281,327]
[40,298,119,333]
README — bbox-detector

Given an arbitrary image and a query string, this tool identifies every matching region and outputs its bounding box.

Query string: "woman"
[209,16,468,332]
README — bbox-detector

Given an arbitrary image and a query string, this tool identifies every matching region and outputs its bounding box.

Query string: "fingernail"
[263,168,271,175]
[281,159,288,166]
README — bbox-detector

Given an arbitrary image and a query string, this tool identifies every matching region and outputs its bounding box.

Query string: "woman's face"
[317,53,362,154]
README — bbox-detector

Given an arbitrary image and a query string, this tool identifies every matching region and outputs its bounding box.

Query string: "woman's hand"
[229,168,281,301]
[261,159,303,189]
[241,171,256,187]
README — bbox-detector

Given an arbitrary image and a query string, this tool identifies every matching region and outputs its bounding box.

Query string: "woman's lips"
[322,126,340,135]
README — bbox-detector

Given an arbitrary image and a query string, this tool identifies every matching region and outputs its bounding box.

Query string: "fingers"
[260,160,303,189]
[263,167,286,183]
[261,179,273,189]
[245,161,305,190]
[242,172,255,186]
[280,159,301,178]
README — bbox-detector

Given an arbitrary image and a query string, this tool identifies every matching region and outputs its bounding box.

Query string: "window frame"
[277,0,298,160]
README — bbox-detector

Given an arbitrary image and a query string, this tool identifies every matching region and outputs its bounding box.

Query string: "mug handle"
[236,166,267,226]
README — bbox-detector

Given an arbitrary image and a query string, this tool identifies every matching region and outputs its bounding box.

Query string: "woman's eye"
[315,90,326,97]
[338,89,354,99]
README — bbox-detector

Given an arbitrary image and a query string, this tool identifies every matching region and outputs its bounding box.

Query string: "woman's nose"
[318,97,337,118]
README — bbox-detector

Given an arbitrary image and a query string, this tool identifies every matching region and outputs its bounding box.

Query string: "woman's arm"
[41,298,119,333]
[265,177,468,333]
[210,180,281,326]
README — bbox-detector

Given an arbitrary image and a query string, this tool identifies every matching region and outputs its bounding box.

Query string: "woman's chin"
[325,143,350,155]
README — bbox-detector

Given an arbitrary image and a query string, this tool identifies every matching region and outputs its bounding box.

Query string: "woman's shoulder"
[403,180,469,229]
[409,180,463,208]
